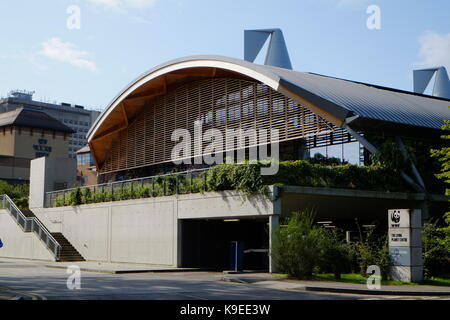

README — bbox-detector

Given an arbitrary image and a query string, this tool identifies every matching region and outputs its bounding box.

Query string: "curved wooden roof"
[88,55,450,169]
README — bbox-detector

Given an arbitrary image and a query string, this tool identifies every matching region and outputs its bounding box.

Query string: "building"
[1,31,450,277]
[76,145,97,186]
[0,90,101,159]
[0,108,74,183]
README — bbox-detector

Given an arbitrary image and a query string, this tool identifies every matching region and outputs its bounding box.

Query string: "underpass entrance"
[180,218,269,271]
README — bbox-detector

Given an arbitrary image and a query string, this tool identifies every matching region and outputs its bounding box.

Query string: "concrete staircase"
[23,209,85,262]
[1,195,85,262]
[51,233,85,262]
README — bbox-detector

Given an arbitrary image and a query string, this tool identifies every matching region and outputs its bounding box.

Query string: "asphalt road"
[0,260,447,300]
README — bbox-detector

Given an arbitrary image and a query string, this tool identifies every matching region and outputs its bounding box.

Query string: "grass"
[273,273,450,287]
[312,273,412,286]
[420,277,450,287]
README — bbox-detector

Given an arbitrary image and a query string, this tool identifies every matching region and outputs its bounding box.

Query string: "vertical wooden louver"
[99,78,336,174]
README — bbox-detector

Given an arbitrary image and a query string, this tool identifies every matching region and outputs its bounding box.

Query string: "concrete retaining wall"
[0,209,55,261]
[33,190,276,266]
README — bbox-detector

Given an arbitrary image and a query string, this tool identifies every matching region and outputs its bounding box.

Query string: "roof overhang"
[87,55,353,169]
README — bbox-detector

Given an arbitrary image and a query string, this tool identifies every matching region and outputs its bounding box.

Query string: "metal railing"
[45,168,211,208]
[0,194,61,259]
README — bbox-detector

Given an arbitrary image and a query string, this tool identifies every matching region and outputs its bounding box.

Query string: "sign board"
[389,247,411,266]
[388,228,410,247]
[388,209,410,228]
[33,138,53,158]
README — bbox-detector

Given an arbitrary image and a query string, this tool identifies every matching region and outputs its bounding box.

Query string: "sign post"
[388,209,423,282]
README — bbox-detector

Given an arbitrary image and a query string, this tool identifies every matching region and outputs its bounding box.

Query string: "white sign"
[389,228,410,247]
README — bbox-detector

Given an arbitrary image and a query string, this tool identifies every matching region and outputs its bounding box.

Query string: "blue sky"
[0,0,449,110]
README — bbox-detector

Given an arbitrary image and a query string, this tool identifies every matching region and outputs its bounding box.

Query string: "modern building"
[1,31,449,277]
[0,90,101,159]
[76,145,97,186]
[0,108,74,183]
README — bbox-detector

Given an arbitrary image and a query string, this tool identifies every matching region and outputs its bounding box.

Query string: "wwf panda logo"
[391,211,401,223]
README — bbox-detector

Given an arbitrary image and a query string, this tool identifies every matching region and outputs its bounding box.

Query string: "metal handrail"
[45,168,210,208]
[0,194,61,259]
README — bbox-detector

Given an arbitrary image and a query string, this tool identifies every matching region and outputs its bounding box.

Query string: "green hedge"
[208,160,408,195]
[52,160,409,207]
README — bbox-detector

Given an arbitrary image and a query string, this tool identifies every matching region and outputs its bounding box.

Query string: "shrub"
[68,188,82,206]
[422,218,450,278]
[13,196,29,211]
[272,211,326,279]
[317,229,353,279]
[349,229,391,279]
[81,188,92,204]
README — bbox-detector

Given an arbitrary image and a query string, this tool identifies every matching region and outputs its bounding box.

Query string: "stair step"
[50,232,85,262]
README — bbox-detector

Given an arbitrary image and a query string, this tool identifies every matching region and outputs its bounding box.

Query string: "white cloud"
[40,38,97,72]
[417,31,450,71]
[85,0,158,10]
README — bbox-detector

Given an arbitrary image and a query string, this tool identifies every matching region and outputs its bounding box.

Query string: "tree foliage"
[0,181,29,210]
[427,117,450,277]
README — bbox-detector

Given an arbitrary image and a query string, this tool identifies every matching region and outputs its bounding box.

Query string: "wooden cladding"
[99,78,336,174]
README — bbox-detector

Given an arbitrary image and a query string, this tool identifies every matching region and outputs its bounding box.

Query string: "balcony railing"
[45,168,210,208]
[0,194,61,259]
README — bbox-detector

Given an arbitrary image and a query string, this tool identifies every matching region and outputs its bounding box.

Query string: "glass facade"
[77,152,93,166]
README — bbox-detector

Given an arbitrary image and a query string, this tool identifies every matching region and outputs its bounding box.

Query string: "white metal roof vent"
[413,66,450,99]
[244,28,292,70]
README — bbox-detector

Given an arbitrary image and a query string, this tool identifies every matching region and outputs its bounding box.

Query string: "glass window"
[77,153,93,165]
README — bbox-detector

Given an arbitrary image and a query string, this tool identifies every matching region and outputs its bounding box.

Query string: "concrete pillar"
[420,201,430,222]
[174,215,183,268]
[269,214,279,273]
[29,156,77,209]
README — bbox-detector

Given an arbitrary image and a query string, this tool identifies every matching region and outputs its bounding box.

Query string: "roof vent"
[244,28,292,69]
[413,66,450,99]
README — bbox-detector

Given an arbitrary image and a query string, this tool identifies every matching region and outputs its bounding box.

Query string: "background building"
[0,90,101,159]
[0,108,74,183]
[76,145,97,186]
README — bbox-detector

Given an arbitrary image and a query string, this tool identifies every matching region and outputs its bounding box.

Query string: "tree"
[429,116,450,276]
[431,119,450,199]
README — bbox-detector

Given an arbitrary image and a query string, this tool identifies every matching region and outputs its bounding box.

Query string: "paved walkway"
[221,273,450,296]
[45,261,202,274]
[0,258,200,274]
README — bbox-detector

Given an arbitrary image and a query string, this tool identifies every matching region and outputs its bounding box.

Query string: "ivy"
[51,160,409,207]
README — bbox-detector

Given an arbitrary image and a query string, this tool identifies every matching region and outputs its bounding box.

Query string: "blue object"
[230,241,244,271]
[0,239,3,248]
[244,29,292,70]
